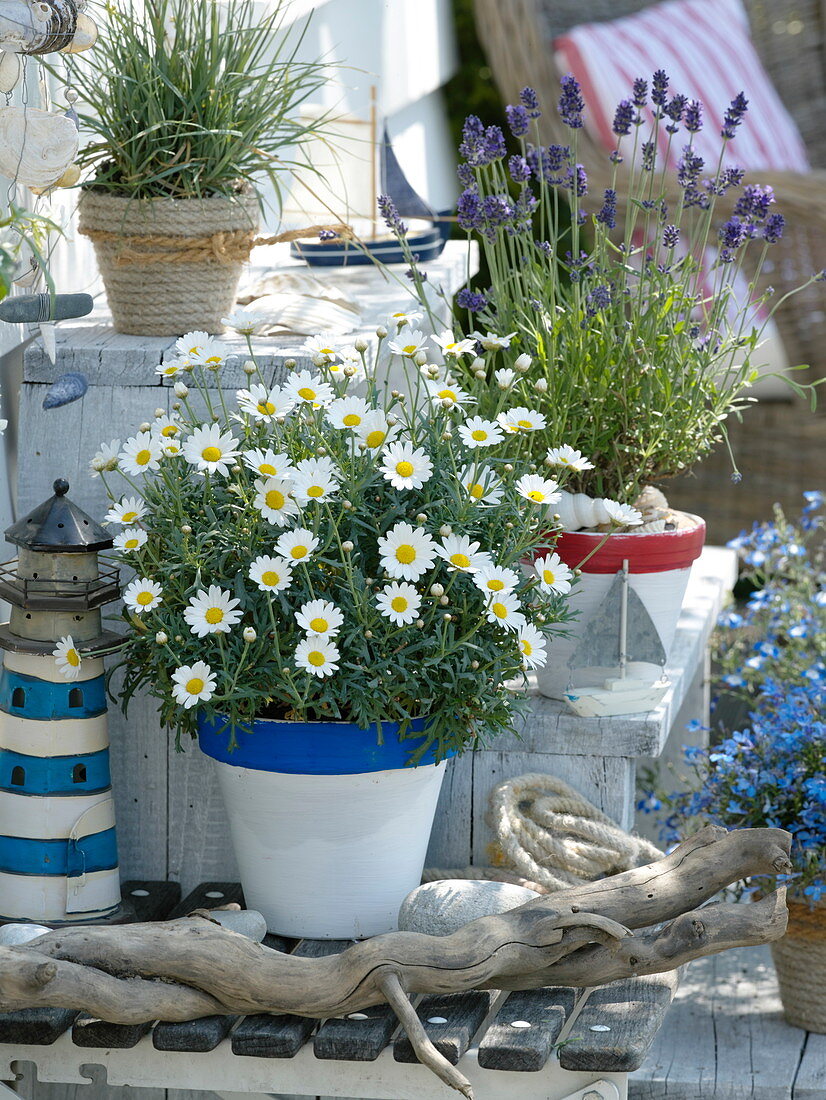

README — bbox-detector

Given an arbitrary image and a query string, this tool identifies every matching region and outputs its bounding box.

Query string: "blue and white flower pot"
[198,714,450,939]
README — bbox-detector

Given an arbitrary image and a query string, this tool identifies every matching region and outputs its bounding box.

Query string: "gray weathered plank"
[477,987,577,1071]
[313,1003,400,1062]
[795,1032,826,1098]
[427,752,473,868]
[393,990,495,1066]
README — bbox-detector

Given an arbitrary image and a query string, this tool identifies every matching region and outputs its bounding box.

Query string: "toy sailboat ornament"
[563,560,671,718]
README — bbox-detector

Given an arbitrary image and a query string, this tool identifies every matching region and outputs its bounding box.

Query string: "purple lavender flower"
[662,224,680,248]
[520,86,541,118]
[612,99,635,136]
[722,91,749,139]
[684,99,704,133]
[734,184,775,223]
[665,93,687,133]
[506,103,530,137]
[318,228,337,240]
[565,163,588,197]
[527,143,570,184]
[508,187,538,235]
[456,162,474,187]
[508,154,532,183]
[677,146,705,189]
[586,284,612,314]
[405,264,425,281]
[535,240,552,256]
[481,193,515,239]
[558,74,585,129]
[459,115,485,164]
[457,288,487,312]
[632,77,648,108]
[457,186,482,231]
[641,141,656,171]
[719,215,747,253]
[596,188,617,228]
[652,69,669,108]
[763,212,785,243]
[719,165,745,192]
[610,149,624,164]
[377,194,407,238]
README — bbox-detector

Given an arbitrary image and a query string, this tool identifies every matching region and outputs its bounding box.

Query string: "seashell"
[634,485,670,523]
[0,105,78,188]
[0,50,21,93]
[60,11,97,52]
[555,491,616,531]
[30,2,52,24]
[42,371,89,408]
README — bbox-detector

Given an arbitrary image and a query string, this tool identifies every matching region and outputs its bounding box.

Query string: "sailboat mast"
[619,559,629,679]
[370,85,378,241]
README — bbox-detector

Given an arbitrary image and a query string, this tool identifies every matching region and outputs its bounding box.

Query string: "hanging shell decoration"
[0,1,96,85]
[0,105,78,188]
[554,491,620,531]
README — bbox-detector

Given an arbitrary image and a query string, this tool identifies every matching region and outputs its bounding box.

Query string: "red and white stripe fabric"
[554,0,810,174]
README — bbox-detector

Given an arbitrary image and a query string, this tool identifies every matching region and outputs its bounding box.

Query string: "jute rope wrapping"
[771,899,826,1033]
[78,188,354,337]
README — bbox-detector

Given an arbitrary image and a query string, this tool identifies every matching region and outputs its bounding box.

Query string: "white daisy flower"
[388,328,427,357]
[357,410,400,451]
[457,465,504,505]
[514,353,532,370]
[243,448,295,480]
[89,439,120,476]
[497,407,547,434]
[252,477,299,526]
[171,661,217,709]
[175,331,229,371]
[426,379,475,409]
[249,555,294,592]
[322,349,365,383]
[533,552,574,595]
[432,330,477,358]
[473,565,520,594]
[484,591,527,632]
[326,395,371,431]
[53,635,82,681]
[183,585,243,637]
[155,358,184,379]
[435,534,491,573]
[494,367,516,388]
[380,443,433,491]
[105,496,146,526]
[387,309,422,330]
[275,527,319,562]
[517,623,548,669]
[119,432,163,476]
[151,414,182,440]
[295,599,344,636]
[221,308,266,335]
[291,456,341,504]
[182,424,240,476]
[545,445,595,471]
[375,581,422,625]
[457,417,504,448]
[197,337,230,371]
[160,438,183,457]
[303,334,340,364]
[236,383,293,422]
[295,635,340,678]
[123,576,163,613]
[471,330,517,351]
[113,526,148,553]
[515,474,561,505]
[604,500,644,527]
[378,522,437,581]
[283,369,335,408]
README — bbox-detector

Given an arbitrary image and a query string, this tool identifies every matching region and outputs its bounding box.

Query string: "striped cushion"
[554,0,809,172]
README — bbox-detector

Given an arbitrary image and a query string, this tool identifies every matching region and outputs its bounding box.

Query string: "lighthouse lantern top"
[5,480,113,554]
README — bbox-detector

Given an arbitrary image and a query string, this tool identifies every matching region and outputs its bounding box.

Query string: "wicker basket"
[78,188,260,337]
[771,898,826,1033]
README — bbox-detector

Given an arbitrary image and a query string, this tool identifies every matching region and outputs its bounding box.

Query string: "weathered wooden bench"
[0,881,679,1100]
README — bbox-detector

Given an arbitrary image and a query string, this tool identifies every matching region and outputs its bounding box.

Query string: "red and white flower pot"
[535,516,706,702]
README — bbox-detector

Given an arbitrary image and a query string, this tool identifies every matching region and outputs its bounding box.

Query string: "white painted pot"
[535,516,706,702]
[198,714,448,939]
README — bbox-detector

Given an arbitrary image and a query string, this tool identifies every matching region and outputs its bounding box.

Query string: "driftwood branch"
[0,827,791,1098]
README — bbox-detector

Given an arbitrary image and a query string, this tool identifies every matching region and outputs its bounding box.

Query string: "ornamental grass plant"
[71,316,638,758]
[385,75,823,507]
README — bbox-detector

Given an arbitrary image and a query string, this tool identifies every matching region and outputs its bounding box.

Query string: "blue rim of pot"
[196,711,455,774]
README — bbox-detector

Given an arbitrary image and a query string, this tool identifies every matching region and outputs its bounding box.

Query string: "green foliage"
[61,0,327,201]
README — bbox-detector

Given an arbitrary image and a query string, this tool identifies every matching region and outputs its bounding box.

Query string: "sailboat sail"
[567,570,667,672]
[380,127,438,221]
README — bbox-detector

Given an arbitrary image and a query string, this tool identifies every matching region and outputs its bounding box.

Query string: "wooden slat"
[72,1014,153,1050]
[121,880,182,922]
[561,972,679,1073]
[152,1015,239,1053]
[168,881,244,917]
[393,990,495,1066]
[477,987,577,1071]
[313,1003,400,1062]
[795,1032,826,1098]
[0,1007,78,1046]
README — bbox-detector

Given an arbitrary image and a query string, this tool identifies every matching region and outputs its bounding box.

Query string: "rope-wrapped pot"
[78,187,261,336]
[771,897,826,1033]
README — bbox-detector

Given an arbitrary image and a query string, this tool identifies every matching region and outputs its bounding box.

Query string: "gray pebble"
[398,880,540,936]
[0,923,51,946]
[207,909,267,941]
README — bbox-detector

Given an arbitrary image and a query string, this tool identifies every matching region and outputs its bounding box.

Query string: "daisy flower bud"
[504,463,514,472]
[174,382,189,397]
[439,525,452,537]
[387,415,398,426]
[154,408,165,418]
[430,583,444,596]
[416,619,425,629]
[231,464,242,474]
[285,358,297,369]
[343,365,356,377]
[365,630,373,639]
[443,613,453,621]
[174,635,183,643]
[243,627,257,643]
[474,369,487,380]
[441,431,452,440]
[376,325,388,338]
[414,350,427,366]
[471,357,485,371]
[440,595,449,606]
[440,398,453,409]
[342,499,353,510]
[172,402,181,410]
[139,422,151,433]
[471,660,480,669]
[341,540,354,552]
[243,359,256,375]
[416,513,427,524]
[181,525,192,534]
[515,353,532,370]
[533,378,549,393]
[354,337,368,352]
[505,522,514,529]
[155,631,168,645]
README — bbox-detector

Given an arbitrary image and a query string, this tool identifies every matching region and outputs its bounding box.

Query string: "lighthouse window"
[68,687,84,708]
[11,687,24,708]
[10,766,24,786]
[72,763,87,784]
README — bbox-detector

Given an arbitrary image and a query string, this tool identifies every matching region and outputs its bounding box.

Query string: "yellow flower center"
[391,596,408,612]
[308,650,326,667]
[471,429,487,441]
[136,449,151,466]
[122,510,138,522]
[395,545,416,564]
[487,578,505,591]
[492,601,508,619]
[290,546,308,560]
[543,569,556,585]
[124,538,139,549]
[521,639,532,656]
[188,345,200,355]
[136,591,154,606]
[163,366,177,376]
[259,463,276,475]
[261,570,280,586]
[527,490,545,502]
[395,461,414,478]
[319,346,334,356]
[343,413,361,427]
[402,344,417,355]
[517,419,533,430]
[257,401,276,415]
[205,356,221,366]
[307,485,325,498]
[66,648,80,667]
[265,489,285,509]
[298,386,316,401]
[438,389,457,401]
[450,553,470,568]
[202,446,222,463]
[469,483,485,500]
[205,607,224,625]
[186,676,204,694]
[365,429,386,448]
[161,425,179,437]
[310,617,328,632]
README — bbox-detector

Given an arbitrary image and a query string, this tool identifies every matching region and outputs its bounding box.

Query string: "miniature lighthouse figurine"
[0,479,124,923]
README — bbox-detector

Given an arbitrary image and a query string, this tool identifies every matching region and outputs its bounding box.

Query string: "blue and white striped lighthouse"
[0,479,124,923]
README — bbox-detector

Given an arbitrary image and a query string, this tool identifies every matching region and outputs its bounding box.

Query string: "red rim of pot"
[551,514,706,574]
